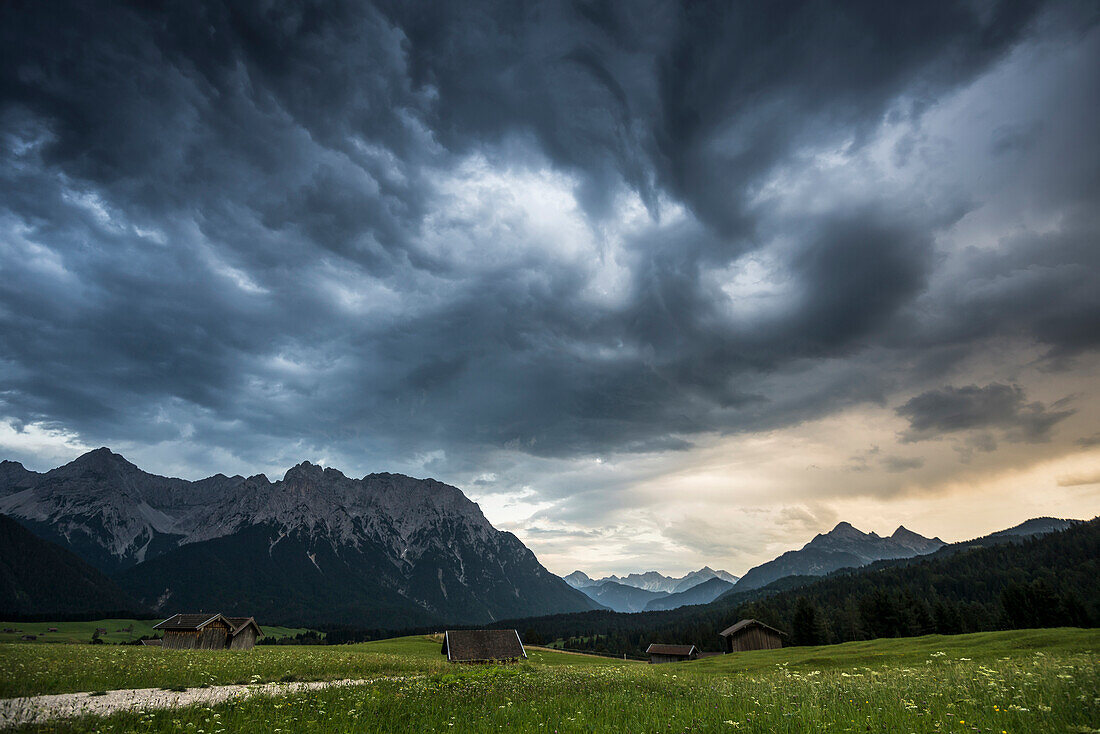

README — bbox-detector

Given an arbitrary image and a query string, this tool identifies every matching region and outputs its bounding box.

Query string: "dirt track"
[0,678,371,727]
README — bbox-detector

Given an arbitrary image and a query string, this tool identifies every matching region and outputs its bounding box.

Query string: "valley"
[0,629,1095,732]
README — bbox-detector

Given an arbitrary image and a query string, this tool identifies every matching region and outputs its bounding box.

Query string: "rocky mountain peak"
[810,521,869,545]
[0,460,36,493]
[830,521,861,534]
[891,525,921,540]
[60,447,141,478]
[563,570,593,589]
[282,461,330,483]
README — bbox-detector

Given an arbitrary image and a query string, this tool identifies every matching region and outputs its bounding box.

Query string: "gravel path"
[0,678,372,727]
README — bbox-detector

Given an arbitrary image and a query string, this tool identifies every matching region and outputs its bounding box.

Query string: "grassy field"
[0,635,632,698]
[2,628,1097,732]
[0,618,314,646]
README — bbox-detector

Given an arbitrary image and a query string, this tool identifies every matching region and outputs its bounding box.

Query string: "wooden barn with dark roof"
[441,630,527,663]
[153,613,264,650]
[718,619,785,653]
[645,643,699,664]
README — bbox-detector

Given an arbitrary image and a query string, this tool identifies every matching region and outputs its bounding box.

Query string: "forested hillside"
[498,519,1099,657]
[0,514,145,617]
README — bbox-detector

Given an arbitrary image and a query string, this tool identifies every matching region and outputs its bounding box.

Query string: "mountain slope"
[0,449,230,572]
[577,580,670,613]
[987,517,1079,539]
[604,571,682,593]
[0,450,598,627]
[0,514,145,616]
[644,576,735,611]
[734,522,944,591]
[562,570,595,588]
[671,567,739,593]
[0,461,39,495]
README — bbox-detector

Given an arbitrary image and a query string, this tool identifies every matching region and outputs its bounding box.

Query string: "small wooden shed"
[441,630,527,663]
[645,643,699,664]
[225,617,263,650]
[719,619,785,653]
[153,613,264,650]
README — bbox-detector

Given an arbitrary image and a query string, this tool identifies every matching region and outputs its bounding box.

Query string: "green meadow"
[0,619,313,646]
[2,628,1097,733]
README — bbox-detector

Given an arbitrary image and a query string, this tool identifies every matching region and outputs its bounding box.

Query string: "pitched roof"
[442,630,527,662]
[153,613,264,635]
[225,616,264,637]
[718,618,786,637]
[645,643,698,656]
[153,613,228,631]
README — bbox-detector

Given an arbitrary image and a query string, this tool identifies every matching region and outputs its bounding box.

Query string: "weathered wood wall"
[648,653,693,664]
[228,627,257,650]
[163,621,232,650]
[726,626,782,652]
[161,630,197,650]
[195,620,231,649]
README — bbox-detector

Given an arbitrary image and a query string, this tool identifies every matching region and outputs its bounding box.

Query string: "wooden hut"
[153,613,264,650]
[441,630,527,663]
[645,643,699,664]
[225,617,263,650]
[718,619,785,653]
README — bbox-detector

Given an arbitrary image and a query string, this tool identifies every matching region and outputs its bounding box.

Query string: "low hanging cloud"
[896,383,1074,444]
[1057,470,1100,487]
[882,456,926,473]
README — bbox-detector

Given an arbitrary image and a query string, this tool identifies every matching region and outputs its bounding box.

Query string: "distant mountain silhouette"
[644,576,735,611]
[563,566,738,594]
[574,580,670,613]
[734,522,944,591]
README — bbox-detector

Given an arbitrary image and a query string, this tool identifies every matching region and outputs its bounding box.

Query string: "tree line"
[493,519,1099,657]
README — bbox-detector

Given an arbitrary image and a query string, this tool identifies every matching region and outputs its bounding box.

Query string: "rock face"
[734,522,945,591]
[0,449,599,627]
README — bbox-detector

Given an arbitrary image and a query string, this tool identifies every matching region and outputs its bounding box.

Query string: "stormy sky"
[2,0,1099,576]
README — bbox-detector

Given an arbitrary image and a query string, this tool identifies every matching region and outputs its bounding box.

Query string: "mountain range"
[561,566,740,613]
[731,522,945,591]
[642,576,736,611]
[0,448,1083,629]
[0,449,599,626]
[563,566,738,593]
[491,516,1096,657]
[562,524,945,612]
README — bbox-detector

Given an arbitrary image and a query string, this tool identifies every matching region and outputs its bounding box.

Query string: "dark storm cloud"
[896,383,1074,443]
[0,0,1098,481]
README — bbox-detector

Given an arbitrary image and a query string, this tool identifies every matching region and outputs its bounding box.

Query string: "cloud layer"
[1,0,1098,573]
